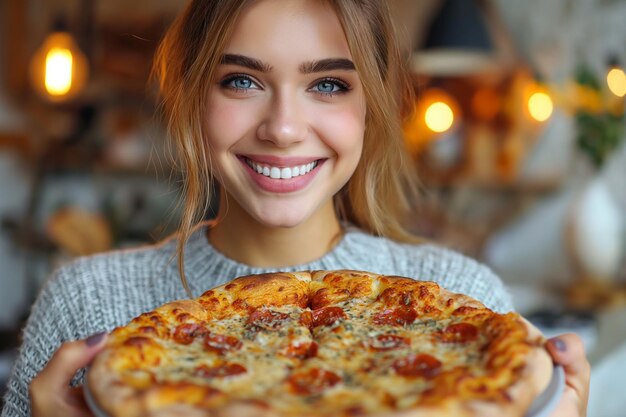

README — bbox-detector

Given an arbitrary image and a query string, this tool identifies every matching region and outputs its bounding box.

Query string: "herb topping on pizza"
[87,270,553,417]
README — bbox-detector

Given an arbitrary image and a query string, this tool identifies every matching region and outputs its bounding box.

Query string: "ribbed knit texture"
[1,223,512,417]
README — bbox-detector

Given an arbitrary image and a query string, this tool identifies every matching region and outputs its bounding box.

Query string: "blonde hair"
[154,0,421,294]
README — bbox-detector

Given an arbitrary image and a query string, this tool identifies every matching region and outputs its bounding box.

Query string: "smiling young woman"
[154,0,420,288]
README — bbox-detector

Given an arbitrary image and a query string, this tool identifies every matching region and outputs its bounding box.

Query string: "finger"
[32,383,98,417]
[38,332,108,386]
[546,333,590,410]
[546,333,590,378]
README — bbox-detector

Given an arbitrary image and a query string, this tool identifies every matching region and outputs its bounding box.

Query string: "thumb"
[546,333,589,379]
[546,333,590,408]
[40,332,108,385]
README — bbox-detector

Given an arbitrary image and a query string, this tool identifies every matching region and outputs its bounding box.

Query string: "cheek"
[205,98,258,148]
[315,105,365,157]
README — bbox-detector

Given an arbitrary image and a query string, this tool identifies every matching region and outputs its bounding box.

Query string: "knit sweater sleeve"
[1,263,87,417]
[401,244,514,313]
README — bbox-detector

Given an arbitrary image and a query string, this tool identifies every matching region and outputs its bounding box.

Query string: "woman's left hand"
[546,333,590,417]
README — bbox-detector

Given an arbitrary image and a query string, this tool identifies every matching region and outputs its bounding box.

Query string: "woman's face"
[205,0,366,228]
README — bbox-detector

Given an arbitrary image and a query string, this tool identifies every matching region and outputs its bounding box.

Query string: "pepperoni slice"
[285,341,318,359]
[232,298,255,314]
[298,311,313,328]
[123,336,154,348]
[372,306,417,326]
[376,288,415,307]
[311,306,346,328]
[392,353,442,378]
[204,333,242,355]
[287,368,341,395]
[437,323,479,343]
[194,363,247,378]
[172,323,208,345]
[247,308,290,330]
[368,334,410,351]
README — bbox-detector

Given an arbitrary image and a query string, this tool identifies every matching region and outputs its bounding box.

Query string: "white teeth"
[245,158,319,179]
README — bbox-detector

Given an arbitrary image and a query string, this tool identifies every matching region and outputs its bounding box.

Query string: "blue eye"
[221,75,259,91]
[317,81,337,93]
[311,78,350,96]
[233,78,252,89]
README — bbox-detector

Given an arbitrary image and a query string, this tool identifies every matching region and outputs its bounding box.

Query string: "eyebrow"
[220,54,273,72]
[299,58,356,74]
[220,54,355,74]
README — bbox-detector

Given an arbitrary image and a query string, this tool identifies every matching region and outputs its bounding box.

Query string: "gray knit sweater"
[1,223,512,417]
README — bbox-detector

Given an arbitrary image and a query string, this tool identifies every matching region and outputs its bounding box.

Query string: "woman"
[2,1,589,416]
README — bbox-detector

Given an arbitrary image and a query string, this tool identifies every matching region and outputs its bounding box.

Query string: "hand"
[30,332,108,417]
[546,333,590,417]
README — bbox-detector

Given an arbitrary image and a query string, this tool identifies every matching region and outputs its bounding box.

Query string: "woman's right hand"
[29,332,107,417]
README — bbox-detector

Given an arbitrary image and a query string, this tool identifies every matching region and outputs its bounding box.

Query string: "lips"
[238,155,326,193]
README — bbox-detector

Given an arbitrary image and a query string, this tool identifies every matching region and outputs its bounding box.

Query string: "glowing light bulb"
[607,68,626,97]
[45,47,73,96]
[425,102,454,133]
[528,91,553,122]
[30,31,88,101]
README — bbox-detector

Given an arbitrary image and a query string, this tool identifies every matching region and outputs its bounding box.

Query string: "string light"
[403,88,460,153]
[607,67,626,97]
[425,102,454,133]
[528,91,553,122]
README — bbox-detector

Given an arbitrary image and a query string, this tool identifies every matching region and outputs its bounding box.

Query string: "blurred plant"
[574,65,625,169]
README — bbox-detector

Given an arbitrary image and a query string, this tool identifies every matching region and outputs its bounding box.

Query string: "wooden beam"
[4,0,29,98]
[0,131,32,161]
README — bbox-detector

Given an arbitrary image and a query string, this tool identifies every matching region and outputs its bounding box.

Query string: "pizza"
[86,270,553,417]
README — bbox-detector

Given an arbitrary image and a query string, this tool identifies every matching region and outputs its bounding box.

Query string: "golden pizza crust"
[88,270,554,417]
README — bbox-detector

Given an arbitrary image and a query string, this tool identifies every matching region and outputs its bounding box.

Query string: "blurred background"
[0,0,624,415]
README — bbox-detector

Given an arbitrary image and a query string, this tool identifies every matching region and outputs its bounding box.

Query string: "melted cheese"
[105,274,533,416]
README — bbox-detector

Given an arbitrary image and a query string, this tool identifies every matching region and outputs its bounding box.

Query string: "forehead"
[224,0,352,62]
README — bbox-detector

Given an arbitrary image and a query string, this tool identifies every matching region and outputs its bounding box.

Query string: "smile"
[244,158,320,179]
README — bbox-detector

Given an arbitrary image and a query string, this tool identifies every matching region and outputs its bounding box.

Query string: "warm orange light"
[607,67,626,97]
[471,87,501,121]
[528,91,553,122]
[403,88,460,152]
[425,101,454,133]
[45,48,73,96]
[30,32,88,102]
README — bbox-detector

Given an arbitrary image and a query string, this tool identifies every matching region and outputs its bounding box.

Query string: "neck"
[207,193,343,268]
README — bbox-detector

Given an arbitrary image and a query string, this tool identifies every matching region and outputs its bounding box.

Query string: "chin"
[261,216,307,229]
[255,208,311,229]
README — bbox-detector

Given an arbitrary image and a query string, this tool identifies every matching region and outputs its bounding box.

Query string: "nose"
[257,91,308,147]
